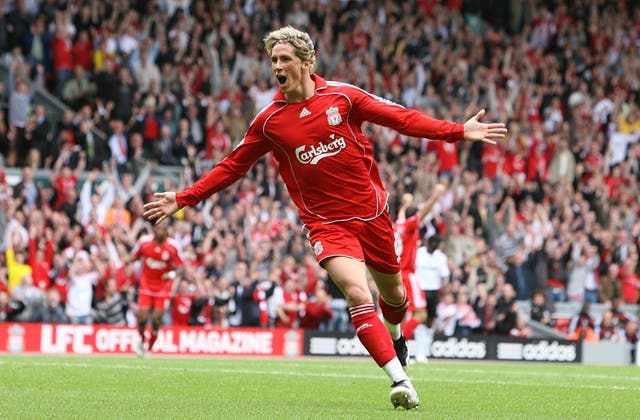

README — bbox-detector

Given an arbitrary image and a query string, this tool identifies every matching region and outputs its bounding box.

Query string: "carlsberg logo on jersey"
[295,134,346,165]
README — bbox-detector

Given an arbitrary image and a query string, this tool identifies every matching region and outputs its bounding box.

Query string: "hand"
[433,183,446,197]
[401,193,413,207]
[143,192,179,224]
[463,109,508,145]
[163,271,177,281]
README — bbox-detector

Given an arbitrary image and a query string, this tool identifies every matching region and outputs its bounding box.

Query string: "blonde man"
[144,26,506,409]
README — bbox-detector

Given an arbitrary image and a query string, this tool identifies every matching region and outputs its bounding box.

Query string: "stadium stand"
[0,0,638,353]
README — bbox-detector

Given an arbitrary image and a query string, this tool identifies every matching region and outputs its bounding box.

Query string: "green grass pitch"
[1,356,638,419]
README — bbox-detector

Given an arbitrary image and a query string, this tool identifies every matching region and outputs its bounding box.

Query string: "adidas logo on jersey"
[299,107,311,118]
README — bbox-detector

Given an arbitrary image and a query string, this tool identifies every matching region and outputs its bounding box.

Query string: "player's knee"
[342,284,372,307]
[379,282,405,306]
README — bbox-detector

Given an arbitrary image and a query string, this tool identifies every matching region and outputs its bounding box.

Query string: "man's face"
[154,224,168,242]
[271,43,307,96]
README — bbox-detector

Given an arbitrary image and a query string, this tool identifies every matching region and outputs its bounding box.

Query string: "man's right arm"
[144,117,273,224]
[176,128,272,208]
[416,184,446,221]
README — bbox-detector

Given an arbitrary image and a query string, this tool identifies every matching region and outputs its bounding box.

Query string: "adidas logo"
[299,107,311,118]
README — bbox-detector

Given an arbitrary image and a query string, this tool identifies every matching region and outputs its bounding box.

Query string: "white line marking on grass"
[424,366,640,382]
[11,361,640,391]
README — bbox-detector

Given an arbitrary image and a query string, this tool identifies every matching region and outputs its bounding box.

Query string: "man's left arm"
[351,89,463,142]
[352,88,506,144]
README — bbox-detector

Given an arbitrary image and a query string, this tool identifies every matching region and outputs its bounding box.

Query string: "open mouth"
[276,75,287,85]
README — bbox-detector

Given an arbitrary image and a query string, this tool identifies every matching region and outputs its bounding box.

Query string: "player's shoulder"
[137,234,155,246]
[250,100,287,125]
[324,80,401,107]
[164,237,182,251]
[323,80,365,95]
[406,214,420,227]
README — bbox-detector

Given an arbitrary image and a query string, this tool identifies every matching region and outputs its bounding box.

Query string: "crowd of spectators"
[0,0,639,353]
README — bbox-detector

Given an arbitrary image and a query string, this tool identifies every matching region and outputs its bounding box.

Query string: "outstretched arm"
[354,88,507,144]
[143,127,272,224]
[416,183,447,221]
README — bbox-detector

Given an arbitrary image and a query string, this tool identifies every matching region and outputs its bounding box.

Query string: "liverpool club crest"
[325,106,342,126]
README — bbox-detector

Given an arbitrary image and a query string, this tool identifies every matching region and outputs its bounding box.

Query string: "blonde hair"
[263,26,316,67]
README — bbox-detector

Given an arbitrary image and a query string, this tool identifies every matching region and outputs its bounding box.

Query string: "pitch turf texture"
[1,356,638,419]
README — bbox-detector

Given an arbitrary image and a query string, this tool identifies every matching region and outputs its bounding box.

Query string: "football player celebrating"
[394,184,446,361]
[143,26,506,409]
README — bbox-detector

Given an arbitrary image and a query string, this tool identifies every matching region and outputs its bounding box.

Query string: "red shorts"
[138,291,169,311]
[402,271,426,312]
[303,211,400,274]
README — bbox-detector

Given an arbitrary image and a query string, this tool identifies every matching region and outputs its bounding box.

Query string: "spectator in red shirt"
[52,27,74,98]
[275,278,306,328]
[620,257,639,304]
[299,285,334,329]
[205,118,232,160]
[171,279,196,326]
[427,140,458,177]
[28,225,54,291]
[481,142,503,181]
[50,147,84,211]
[71,29,94,72]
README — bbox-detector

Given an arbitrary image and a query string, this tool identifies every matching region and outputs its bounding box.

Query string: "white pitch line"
[421,366,640,382]
[9,361,640,391]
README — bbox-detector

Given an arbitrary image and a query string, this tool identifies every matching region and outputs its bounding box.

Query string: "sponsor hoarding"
[0,324,302,357]
[303,331,582,363]
[0,324,581,363]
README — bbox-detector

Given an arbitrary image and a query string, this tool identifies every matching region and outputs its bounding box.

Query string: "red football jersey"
[276,290,306,328]
[176,75,463,224]
[131,234,184,295]
[171,293,195,325]
[434,141,459,174]
[482,144,502,179]
[394,214,420,273]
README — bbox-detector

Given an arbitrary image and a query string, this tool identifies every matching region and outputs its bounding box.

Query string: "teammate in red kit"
[394,184,446,347]
[129,223,184,356]
[143,26,507,409]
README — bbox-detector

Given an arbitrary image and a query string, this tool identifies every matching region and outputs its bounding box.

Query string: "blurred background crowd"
[0,0,638,349]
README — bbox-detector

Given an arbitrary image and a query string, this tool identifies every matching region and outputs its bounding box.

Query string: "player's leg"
[400,272,419,340]
[412,308,429,363]
[323,256,418,409]
[136,295,151,357]
[422,290,439,360]
[368,267,410,367]
[403,274,428,362]
[323,256,397,364]
[148,297,166,352]
[360,213,411,369]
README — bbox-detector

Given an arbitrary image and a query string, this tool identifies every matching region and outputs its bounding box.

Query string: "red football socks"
[349,303,396,367]
[148,331,159,351]
[378,293,409,325]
